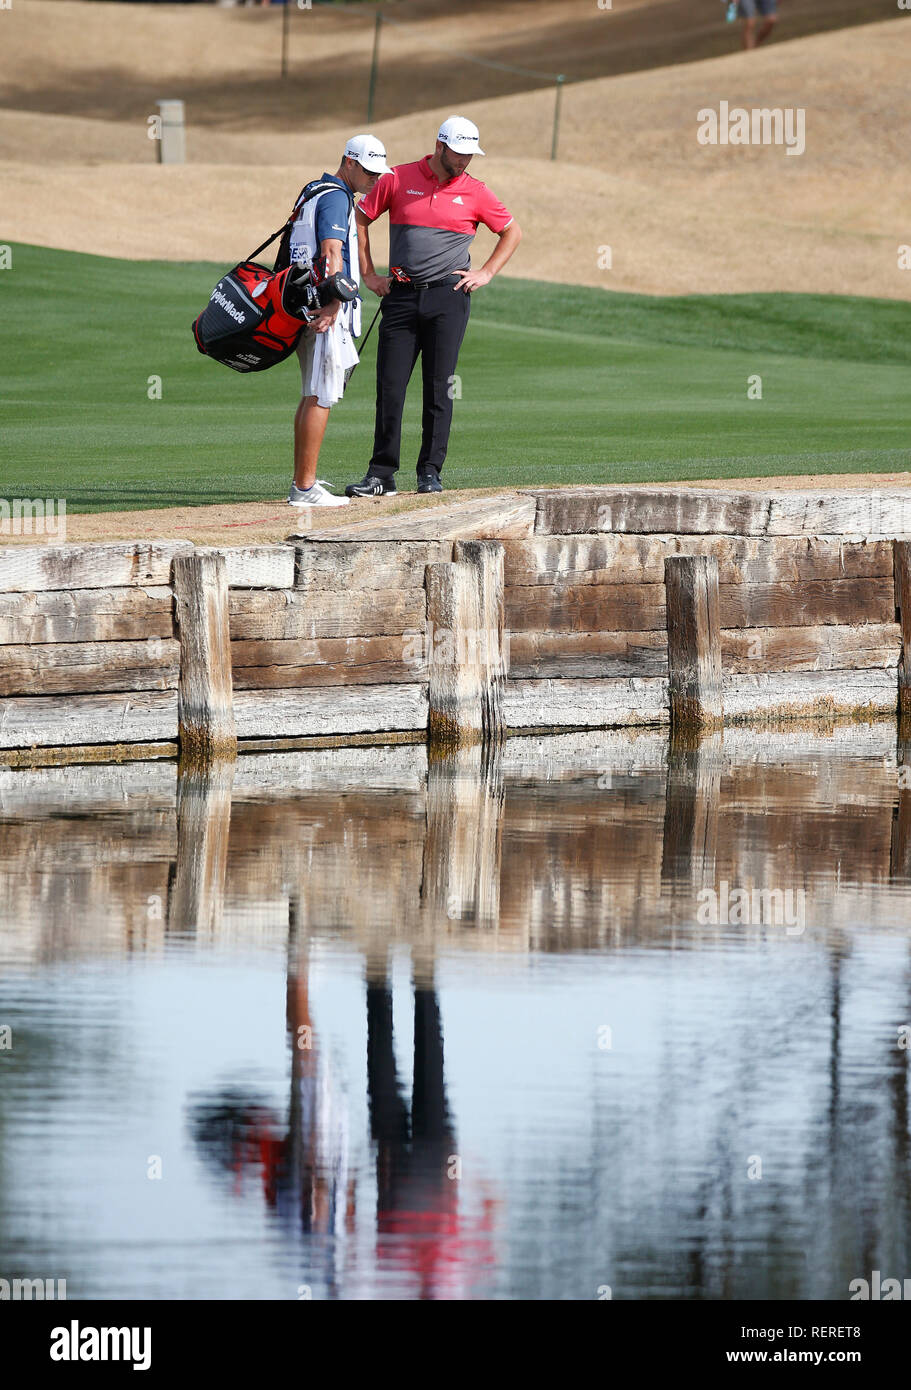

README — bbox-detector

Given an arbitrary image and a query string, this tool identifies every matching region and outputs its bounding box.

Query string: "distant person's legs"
[739,0,777,49]
[755,0,777,45]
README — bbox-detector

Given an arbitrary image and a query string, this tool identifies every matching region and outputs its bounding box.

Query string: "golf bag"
[191,183,358,374]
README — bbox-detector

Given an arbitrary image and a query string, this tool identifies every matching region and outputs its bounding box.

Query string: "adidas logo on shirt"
[453,196,464,204]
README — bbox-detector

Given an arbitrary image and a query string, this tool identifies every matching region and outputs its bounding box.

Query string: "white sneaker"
[288,479,350,508]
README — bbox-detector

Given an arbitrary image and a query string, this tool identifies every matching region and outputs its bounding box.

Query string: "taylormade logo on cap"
[344,134,393,174]
[437,117,485,155]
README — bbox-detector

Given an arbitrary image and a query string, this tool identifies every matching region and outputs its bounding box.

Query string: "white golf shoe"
[288,480,350,508]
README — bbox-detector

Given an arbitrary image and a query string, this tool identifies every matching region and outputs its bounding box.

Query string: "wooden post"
[894,541,911,722]
[169,757,234,937]
[661,730,722,893]
[896,548,911,880]
[892,729,911,880]
[156,99,186,165]
[280,0,291,79]
[426,542,506,749]
[551,74,565,162]
[173,552,237,762]
[452,540,506,744]
[426,561,479,749]
[665,555,723,733]
[366,11,382,124]
[421,743,504,931]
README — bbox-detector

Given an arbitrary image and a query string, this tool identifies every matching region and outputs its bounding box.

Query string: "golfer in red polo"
[346,117,522,497]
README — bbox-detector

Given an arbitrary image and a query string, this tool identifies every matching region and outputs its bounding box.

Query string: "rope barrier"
[283,4,569,158]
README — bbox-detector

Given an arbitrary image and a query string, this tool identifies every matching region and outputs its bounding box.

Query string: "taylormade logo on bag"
[210,287,246,323]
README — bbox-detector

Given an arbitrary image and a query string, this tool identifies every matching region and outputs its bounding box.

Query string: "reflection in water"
[366,960,496,1300]
[0,724,910,1299]
[188,900,357,1299]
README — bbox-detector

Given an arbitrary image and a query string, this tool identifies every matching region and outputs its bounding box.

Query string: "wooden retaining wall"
[503,487,911,732]
[1,487,910,761]
[0,539,444,757]
[502,532,902,729]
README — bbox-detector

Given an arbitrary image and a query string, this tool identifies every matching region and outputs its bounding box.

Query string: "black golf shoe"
[417,474,443,494]
[345,473,397,498]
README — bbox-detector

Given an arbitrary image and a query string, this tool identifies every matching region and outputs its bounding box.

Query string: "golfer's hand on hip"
[365,272,392,297]
[452,268,492,293]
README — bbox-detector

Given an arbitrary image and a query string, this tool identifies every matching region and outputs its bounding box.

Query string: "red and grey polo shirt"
[357,156,514,284]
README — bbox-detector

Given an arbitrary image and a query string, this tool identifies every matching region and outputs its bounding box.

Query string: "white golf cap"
[344,134,392,174]
[437,116,485,156]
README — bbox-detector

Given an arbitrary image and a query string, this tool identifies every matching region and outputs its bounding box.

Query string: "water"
[1,723,910,1301]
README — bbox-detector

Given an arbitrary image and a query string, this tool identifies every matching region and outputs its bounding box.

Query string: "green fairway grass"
[1,242,909,513]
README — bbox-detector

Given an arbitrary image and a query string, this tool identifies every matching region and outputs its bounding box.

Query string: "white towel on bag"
[311,320,360,408]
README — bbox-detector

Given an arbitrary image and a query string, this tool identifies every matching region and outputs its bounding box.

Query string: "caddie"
[346,116,521,497]
[285,134,393,508]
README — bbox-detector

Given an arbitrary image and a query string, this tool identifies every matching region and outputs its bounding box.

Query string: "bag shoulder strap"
[265,180,356,273]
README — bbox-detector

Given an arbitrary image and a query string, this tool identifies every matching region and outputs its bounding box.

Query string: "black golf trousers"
[368,281,471,481]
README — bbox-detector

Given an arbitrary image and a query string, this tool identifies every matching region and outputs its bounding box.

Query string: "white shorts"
[296,320,360,408]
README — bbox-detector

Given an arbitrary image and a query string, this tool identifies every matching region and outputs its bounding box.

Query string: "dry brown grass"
[2,0,894,127]
[2,3,909,298]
